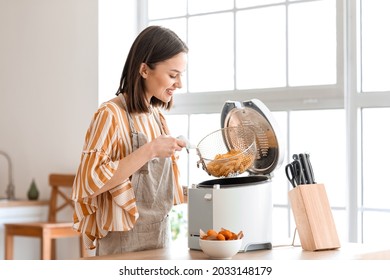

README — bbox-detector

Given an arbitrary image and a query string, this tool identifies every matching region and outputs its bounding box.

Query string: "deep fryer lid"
[221,99,284,175]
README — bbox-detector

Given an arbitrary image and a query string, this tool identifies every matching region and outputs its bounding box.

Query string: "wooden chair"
[4,173,86,259]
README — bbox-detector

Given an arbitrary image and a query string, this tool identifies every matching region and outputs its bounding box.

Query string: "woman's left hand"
[150,135,186,158]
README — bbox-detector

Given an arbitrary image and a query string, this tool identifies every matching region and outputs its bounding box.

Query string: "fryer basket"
[196,126,257,177]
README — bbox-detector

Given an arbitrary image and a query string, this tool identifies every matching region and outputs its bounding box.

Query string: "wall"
[0,0,98,259]
[0,0,137,260]
[0,0,98,201]
[98,0,138,104]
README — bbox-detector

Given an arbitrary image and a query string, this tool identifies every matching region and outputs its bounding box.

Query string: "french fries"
[206,149,253,177]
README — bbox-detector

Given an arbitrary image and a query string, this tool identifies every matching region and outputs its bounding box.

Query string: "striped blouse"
[72,100,184,249]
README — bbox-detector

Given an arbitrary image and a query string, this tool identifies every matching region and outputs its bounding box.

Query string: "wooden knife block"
[288,184,340,251]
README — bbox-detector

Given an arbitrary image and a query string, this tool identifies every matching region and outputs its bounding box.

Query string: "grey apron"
[96,95,174,256]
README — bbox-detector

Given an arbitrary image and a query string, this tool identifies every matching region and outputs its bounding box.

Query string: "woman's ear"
[139,63,149,78]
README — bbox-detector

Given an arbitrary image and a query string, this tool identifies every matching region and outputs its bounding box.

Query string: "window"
[188,12,235,92]
[359,0,390,92]
[143,0,344,244]
[147,0,339,96]
[114,0,390,245]
[288,0,336,86]
[355,0,390,244]
[236,6,286,89]
[360,108,390,243]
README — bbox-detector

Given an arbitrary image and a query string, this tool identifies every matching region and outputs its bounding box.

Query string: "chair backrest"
[47,173,76,223]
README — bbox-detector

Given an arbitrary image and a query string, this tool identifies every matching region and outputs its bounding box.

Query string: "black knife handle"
[305,153,316,184]
[299,153,314,184]
[293,154,306,185]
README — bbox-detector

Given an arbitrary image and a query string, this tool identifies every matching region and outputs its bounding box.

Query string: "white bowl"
[199,238,242,259]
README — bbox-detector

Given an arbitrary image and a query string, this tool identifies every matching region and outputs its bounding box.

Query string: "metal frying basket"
[196,126,257,177]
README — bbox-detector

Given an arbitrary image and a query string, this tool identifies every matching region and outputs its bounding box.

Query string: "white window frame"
[345,0,390,243]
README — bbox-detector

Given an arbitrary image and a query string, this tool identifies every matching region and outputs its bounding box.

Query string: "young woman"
[72,26,188,256]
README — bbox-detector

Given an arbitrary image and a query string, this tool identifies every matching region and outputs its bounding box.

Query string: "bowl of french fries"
[196,126,257,177]
[199,228,244,259]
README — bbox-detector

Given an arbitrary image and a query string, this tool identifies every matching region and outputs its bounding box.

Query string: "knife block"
[288,184,340,251]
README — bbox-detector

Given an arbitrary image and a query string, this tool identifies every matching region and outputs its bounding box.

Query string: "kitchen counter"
[82,242,390,260]
[0,199,48,208]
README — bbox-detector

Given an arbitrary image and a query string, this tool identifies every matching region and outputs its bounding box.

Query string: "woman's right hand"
[149,135,186,158]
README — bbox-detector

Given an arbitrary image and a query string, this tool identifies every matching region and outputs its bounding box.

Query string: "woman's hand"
[150,135,186,158]
[89,135,186,198]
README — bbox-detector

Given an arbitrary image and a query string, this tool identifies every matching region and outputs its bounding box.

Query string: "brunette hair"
[116,25,188,113]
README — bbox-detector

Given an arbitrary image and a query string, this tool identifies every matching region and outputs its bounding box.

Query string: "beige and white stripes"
[72,100,184,249]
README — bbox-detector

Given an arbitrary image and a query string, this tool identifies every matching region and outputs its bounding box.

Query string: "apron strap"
[151,108,169,136]
[118,94,137,136]
[118,94,145,174]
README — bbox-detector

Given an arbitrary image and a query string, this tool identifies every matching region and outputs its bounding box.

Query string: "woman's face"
[141,52,187,104]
